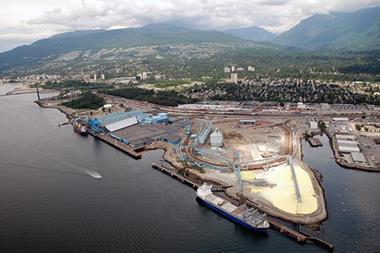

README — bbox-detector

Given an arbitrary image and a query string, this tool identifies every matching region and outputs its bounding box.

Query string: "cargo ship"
[73,122,88,136]
[197,183,269,232]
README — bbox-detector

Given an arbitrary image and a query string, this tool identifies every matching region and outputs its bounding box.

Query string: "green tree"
[318,121,326,131]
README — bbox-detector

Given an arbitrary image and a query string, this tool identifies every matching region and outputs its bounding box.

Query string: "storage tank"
[210,129,223,147]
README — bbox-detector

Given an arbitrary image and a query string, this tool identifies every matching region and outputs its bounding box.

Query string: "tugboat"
[197,183,270,232]
[73,122,88,136]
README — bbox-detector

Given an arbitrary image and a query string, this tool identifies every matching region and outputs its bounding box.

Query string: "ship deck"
[204,194,238,214]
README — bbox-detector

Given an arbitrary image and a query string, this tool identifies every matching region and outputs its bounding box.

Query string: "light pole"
[36,83,41,100]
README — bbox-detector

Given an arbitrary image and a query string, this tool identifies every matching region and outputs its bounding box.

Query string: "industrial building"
[97,111,150,126]
[96,111,169,127]
[332,117,349,122]
[144,113,169,124]
[240,119,256,125]
[351,152,367,164]
[335,134,356,141]
[337,139,360,153]
[309,121,318,129]
[210,129,223,147]
[105,117,138,132]
[198,122,213,144]
[178,104,243,111]
[87,110,175,149]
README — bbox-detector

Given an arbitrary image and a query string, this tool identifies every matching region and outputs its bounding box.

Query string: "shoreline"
[35,98,75,123]
[324,130,380,173]
[36,95,329,225]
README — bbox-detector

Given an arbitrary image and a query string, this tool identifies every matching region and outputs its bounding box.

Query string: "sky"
[0,0,379,52]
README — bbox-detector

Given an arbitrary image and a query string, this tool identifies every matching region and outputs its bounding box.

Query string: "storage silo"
[210,129,223,147]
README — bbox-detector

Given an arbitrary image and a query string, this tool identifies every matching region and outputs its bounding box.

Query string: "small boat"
[86,170,102,179]
[197,183,269,232]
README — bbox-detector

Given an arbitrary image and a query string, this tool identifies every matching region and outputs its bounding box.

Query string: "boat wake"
[1,161,86,177]
[53,159,103,180]
[1,159,102,180]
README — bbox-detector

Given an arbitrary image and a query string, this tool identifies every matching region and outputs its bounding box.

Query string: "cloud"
[0,0,379,52]
[259,0,291,6]
[28,0,380,31]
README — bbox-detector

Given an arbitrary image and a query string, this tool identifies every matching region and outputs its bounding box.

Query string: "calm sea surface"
[0,84,379,253]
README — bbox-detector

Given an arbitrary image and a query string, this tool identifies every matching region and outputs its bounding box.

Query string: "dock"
[151,163,333,251]
[267,218,307,242]
[89,132,142,159]
[152,163,200,188]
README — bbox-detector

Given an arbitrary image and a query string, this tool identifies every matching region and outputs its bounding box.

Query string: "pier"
[88,132,142,159]
[267,218,307,242]
[152,163,200,188]
[151,163,334,251]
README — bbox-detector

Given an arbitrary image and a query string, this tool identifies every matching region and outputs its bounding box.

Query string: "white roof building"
[297,102,306,109]
[351,152,367,163]
[335,134,356,141]
[210,129,223,147]
[310,121,318,129]
[337,139,360,153]
[231,73,238,84]
[333,117,349,122]
[337,140,358,146]
[338,145,360,153]
[105,117,138,132]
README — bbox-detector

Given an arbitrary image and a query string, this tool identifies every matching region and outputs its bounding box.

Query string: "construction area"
[170,118,326,224]
[63,102,328,225]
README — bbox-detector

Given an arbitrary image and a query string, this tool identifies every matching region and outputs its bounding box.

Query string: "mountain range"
[223,6,380,51]
[0,6,379,73]
[275,6,380,50]
[0,24,243,71]
[224,26,276,42]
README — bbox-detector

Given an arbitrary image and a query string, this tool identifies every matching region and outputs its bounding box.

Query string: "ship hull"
[74,128,88,136]
[197,197,267,233]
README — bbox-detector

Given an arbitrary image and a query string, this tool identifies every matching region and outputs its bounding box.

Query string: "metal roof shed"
[105,117,138,132]
[335,134,356,141]
[351,152,367,163]
[337,140,358,146]
[338,145,360,153]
